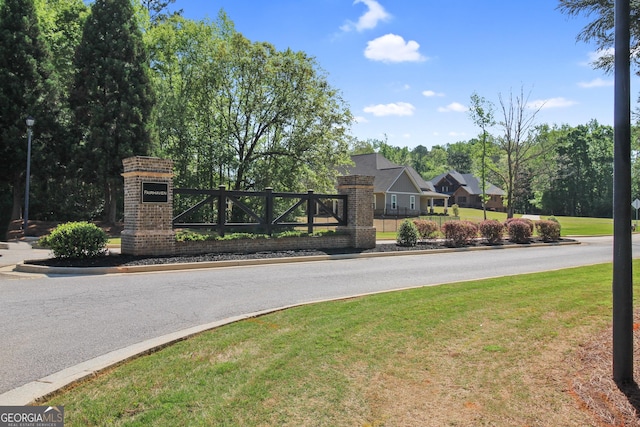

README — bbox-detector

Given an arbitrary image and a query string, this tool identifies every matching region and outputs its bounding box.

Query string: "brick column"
[121,156,175,256]
[337,175,376,249]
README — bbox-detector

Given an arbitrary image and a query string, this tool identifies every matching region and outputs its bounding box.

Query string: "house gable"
[389,170,421,194]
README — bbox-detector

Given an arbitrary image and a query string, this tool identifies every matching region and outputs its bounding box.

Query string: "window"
[410,195,416,210]
[391,194,397,210]
[373,194,377,210]
[458,196,467,204]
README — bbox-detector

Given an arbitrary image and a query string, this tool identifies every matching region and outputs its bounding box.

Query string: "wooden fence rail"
[173,186,347,236]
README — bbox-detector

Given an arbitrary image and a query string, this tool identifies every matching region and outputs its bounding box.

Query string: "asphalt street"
[0,235,637,402]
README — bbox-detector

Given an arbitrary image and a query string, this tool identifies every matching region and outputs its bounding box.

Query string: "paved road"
[0,235,637,400]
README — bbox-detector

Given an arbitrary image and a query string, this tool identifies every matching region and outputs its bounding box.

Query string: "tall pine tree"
[71,0,154,224]
[0,0,58,227]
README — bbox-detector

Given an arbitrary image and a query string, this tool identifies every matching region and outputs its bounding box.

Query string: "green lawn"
[45,261,635,426]
[376,208,614,239]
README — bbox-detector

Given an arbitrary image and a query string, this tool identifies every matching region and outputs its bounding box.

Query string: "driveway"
[0,235,635,403]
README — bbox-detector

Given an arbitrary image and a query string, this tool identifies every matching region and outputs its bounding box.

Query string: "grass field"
[375,208,614,240]
[45,261,637,426]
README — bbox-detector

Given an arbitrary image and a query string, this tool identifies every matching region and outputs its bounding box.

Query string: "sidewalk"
[0,241,50,269]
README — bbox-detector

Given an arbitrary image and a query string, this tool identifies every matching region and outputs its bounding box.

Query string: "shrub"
[506,219,532,243]
[413,219,439,241]
[536,220,561,242]
[175,230,213,242]
[39,221,108,259]
[451,204,460,217]
[442,220,478,247]
[505,217,534,234]
[397,219,419,247]
[479,219,505,244]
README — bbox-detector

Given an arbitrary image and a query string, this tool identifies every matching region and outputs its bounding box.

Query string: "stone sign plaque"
[142,182,169,203]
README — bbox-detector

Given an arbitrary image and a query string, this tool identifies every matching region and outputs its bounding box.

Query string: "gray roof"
[342,153,446,198]
[431,170,504,196]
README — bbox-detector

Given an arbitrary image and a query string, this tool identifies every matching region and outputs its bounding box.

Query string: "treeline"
[356,119,629,219]
[0,0,352,236]
[0,0,633,239]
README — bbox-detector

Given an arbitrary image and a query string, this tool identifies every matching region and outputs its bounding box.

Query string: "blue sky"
[173,0,636,149]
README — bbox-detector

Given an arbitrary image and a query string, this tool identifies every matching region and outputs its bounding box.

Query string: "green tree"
[148,13,352,194]
[469,92,496,219]
[535,121,613,217]
[492,87,548,218]
[71,0,154,224]
[557,0,640,73]
[140,0,181,24]
[372,137,410,166]
[0,0,59,228]
[446,141,474,174]
[35,0,88,95]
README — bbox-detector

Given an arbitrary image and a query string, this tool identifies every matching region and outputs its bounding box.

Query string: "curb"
[0,239,581,405]
[14,240,580,276]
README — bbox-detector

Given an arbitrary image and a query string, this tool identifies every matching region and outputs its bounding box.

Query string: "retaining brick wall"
[121,156,376,256]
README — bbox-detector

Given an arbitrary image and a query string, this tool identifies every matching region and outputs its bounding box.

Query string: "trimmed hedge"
[39,221,108,259]
[479,219,505,244]
[442,220,478,247]
[536,220,561,242]
[413,219,439,242]
[506,219,532,243]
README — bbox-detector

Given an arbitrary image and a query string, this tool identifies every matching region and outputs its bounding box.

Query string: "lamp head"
[25,116,35,127]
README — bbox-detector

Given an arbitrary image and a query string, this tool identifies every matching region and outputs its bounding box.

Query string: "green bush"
[175,230,213,242]
[451,204,460,217]
[39,221,108,259]
[506,219,532,243]
[536,220,561,242]
[397,219,418,247]
[413,219,439,241]
[479,219,505,244]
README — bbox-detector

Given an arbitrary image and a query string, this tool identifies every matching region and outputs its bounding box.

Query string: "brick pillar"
[337,175,376,249]
[121,156,175,256]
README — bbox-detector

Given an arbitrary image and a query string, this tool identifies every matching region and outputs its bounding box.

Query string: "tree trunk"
[103,180,117,225]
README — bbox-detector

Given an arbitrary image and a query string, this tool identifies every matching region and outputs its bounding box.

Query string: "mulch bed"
[570,310,640,425]
[26,238,572,268]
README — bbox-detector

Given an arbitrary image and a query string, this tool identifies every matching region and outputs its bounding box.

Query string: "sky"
[170,0,637,149]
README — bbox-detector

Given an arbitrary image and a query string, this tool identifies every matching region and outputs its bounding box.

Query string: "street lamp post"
[23,116,35,235]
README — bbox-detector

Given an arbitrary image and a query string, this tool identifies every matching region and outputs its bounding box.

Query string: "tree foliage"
[148,13,352,193]
[71,0,154,223]
[534,121,613,217]
[0,0,59,223]
[557,0,640,73]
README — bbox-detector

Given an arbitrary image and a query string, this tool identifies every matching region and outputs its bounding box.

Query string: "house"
[342,153,449,216]
[430,170,505,211]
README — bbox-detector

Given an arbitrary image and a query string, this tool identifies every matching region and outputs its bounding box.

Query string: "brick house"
[430,170,505,212]
[342,153,449,216]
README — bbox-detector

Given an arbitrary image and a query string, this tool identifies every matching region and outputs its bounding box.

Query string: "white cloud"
[402,133,411,138]
[437,102,468,113]
[423,90,445,97]
[578,78,614,88]
[363,102,415,116]
[353,115,369,124]
[364,34,427,63]
[526,97,578,110]
[588,48,614,63]
[341,0,391,32]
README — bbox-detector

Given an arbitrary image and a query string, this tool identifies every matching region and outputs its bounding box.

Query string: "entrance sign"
[142,182,169,203]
